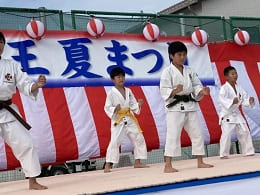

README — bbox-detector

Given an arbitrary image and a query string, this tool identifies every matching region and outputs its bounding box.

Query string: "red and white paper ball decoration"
[87,18,105,38]
[26,20,45,40]
[143,22,160,41]
[234,30,250,46]
[191,29,208,47]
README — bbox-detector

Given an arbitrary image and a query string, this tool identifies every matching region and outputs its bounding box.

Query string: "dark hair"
[0,32,6,44]
[109,67,125,79]
[168,41,187,56]
[224,66,236,76]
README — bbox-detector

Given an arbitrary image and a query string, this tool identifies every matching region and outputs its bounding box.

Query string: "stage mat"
[0,154,260,195]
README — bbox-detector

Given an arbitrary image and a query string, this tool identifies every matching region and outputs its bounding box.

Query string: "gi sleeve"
[191,71,203,101]
[14,63,38,100]
[160,69,173,101]
[240,87,255,108]
[129,89,140,114]
[104,91,117,119]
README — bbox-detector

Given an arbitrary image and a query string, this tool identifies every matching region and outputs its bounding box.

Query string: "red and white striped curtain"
[0,39,259,171]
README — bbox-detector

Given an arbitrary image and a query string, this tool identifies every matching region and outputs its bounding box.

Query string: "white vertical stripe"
[141,86,166,148]
[64,87,100,159]
[230,61,260,139]
[20,89,56,163]
[104,86,133,153]
[210,63,222,117]
[208,63,224,141]
[209,85,221,118]
[257,62,260,74]
[0,137,7,170]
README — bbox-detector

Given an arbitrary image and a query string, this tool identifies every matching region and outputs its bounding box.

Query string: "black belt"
[166,94,197,108]
[0,99,31,130]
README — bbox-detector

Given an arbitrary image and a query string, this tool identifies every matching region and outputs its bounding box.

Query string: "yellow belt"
[114,108,142,133]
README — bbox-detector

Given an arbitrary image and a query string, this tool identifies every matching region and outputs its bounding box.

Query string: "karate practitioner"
[104,67,148,173]
[0,32,47,190]
[160,41,213,173]
[218,66,255,159]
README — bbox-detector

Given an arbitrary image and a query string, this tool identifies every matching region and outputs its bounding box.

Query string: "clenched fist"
[36,75,46,88]
[31,75,46,92]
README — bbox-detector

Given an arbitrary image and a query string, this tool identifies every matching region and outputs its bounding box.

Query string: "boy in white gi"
[0,32,47,190]
[104,67,148,173]
[160,41,213,173]
[219,66,255,159]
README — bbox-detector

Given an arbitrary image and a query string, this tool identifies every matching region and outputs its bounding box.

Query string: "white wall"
[200,0,260,18]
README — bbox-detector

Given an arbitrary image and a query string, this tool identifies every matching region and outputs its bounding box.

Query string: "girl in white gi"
[104,67,148,173]
[0,32,47,190]
[219,66,255,159]
[160,41,213,173]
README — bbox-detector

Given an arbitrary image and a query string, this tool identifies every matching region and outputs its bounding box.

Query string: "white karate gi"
[218,82,255,157]
[160,63,205,157]
[0,59,41,177]
[104,87,147,163]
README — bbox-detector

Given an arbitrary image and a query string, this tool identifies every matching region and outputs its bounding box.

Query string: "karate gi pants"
[219,122,255,157]
[106,120,147,163]
[164,111,205,157]
[0,120,41,177]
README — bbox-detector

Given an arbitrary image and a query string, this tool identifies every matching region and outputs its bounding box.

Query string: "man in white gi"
[218,66,255,159]
[104,67,148,173]
[0,32,47,190]
[160,41,213,173]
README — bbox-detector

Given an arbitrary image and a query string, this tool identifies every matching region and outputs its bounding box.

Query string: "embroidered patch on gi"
[4,73,14,83]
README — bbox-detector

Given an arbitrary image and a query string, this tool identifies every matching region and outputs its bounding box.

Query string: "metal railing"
[0,7,260,43]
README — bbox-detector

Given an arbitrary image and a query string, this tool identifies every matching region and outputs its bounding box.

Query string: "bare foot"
[134,163,149,168]
[104,168,111,173]
[29,178,47,190]
[29,182,48,190]
[164,166,178,173]
[220,156,229,159]
[104,163,111,173]
[198,162,214,168]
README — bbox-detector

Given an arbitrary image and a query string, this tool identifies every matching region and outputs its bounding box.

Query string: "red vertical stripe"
[238,30,245,44]
[84,87,111,157]
[31,20,39,36]
[181,131,192,147]
[214,61,231,85]
[195,30,203,45]
[42,88,78,162]
[199,96,222,144]
[147,23,155,39]
[12,90,26,118]
[90,19,98,34]
[129,86,160,151]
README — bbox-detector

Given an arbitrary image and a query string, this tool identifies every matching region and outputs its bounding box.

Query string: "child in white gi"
[160,41,213,173]
[0,32,47,190]
[219,66,255,159]
[104,67,149,173]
